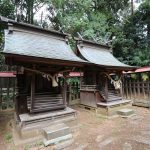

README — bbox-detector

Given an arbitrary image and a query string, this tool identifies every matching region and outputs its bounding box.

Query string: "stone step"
[43,123,71,140]
[43,134,72,147]
[117,108,135,117]
[42,123,73,147]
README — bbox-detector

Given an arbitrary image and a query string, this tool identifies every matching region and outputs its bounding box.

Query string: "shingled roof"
[76,39,134,70]
[1,16,86,64]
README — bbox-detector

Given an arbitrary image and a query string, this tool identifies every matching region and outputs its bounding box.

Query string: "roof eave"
[4,52,91,67]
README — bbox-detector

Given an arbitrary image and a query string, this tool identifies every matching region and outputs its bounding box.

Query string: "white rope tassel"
[111,79,122,90]
[44,74,58,87]
[51,76,58,87]
[24,67,58,87]
[102,72,122,90]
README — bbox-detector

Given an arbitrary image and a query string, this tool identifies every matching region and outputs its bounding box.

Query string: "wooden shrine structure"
[1,16,136,122]
[0,17,89,134]
[76,39,135,117]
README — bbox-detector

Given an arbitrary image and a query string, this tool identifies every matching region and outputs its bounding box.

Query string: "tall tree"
[14,0,46,24]
[113,0,150,66]
[47,0,129,44]
[0,0,15,71]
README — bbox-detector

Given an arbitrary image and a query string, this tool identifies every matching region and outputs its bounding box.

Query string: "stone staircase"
[100,90,122,102]
[43,123,73,148]
[27,94,65,113]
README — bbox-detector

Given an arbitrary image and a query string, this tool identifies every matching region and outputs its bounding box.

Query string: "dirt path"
[0,106,150,150]
[66,106,150,150]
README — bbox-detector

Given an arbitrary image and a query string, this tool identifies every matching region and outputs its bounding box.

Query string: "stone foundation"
[96,100,132,118]
[13,107,78,145]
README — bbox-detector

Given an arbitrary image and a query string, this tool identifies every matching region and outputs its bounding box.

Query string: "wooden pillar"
[129,80,132,99]
[137,79,140,98]
[126,79,129,99]
[0,78,2,110]
[30,73,35,112]
[104,76,108,101]
[147,80,150,99]
[15,74,20,121]
[133,80,136,99]
[93,71,96,85]
[120,74,123,98]
[80,71,83,88]
[7,77,10,109]
[142,81,145,99]
[63,78,67,107]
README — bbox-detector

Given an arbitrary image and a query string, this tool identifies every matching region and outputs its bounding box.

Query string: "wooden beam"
[104,77,108,101]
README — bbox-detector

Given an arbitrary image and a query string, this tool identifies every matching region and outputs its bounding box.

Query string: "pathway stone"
[131,135,150,145]
[98,137,113,148]
[95,135,103,142]
[123,142,132,150]
[141,131,150,136]
[73,143,89,150]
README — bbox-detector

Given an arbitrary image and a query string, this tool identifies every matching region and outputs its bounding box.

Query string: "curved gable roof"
[76,39,133,69]
[1,16,86,64]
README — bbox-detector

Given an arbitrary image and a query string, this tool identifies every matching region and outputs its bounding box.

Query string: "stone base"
[13,107,78,145]
[51,139,74,150]
[96,100,132,118]
[117,108,135,118]
[133,100,150,108]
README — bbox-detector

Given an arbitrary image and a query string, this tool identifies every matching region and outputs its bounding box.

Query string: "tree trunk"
[26,0,34,24]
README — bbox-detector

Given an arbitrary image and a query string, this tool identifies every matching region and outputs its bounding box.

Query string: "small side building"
[76,39,135,117]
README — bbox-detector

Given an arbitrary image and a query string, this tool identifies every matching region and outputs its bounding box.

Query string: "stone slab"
[53,139,74,150]
[43,134,72,146]
[117,108,135,117]
[20,107,76,122]
[43,123,70,140]
[97,100,131,107]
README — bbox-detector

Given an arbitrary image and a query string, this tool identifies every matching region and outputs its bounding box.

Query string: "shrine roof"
[76,39,135,70]
[1,16,86,64]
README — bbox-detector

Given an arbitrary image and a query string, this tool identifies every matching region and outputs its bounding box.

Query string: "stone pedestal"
[96,100,132,118]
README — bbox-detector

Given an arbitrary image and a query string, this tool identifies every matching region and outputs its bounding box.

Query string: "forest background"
[0,0,149,71]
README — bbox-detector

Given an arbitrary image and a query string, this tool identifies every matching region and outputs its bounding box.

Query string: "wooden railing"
[67,82,80,104]
[0,77,16,110]
[123,79,150,107]
[80,85,99,90]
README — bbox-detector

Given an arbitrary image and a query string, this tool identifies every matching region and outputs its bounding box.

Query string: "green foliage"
[48,0,129,43]
[67,77,80,84]
[141,72,149,81]
[131,73,137,80]
[113,0,150,66]
[4,132,12,143]
[0,0,15,71]
[0,0,149,67]
[0,0,15,18]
